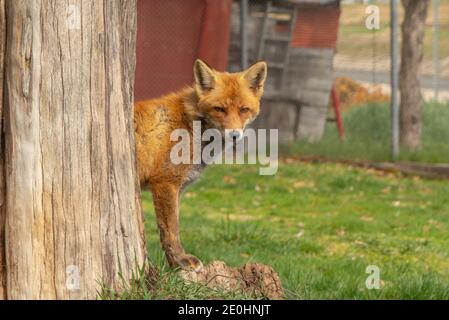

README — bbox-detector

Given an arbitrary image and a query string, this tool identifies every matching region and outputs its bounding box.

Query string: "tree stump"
[180,261,284,300]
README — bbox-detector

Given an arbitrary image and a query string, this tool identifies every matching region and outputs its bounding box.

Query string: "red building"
[135,0,233,101]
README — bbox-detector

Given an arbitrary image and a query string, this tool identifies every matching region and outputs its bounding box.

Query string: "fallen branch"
[283,155,449,180]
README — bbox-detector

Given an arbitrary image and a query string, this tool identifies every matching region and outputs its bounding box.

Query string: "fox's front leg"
[151,183,203,271]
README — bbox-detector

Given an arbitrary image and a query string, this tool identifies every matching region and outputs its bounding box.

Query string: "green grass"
[142,161,449,299]
[285,102,449,163]
[98,262,251,300]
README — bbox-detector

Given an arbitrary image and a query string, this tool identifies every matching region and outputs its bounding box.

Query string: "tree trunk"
[0,0,6,301]
[399,0,430,151]
[2,0,146,299]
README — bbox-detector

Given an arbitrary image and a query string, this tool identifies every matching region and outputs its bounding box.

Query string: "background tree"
[399,0,430,151]
[0,0,146,299]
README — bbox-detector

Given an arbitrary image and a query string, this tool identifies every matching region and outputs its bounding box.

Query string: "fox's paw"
[171,253,203,272]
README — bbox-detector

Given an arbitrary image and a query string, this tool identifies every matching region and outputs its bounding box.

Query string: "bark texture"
[399,0,430,150]
[2,0,146,299]
[0,0,6,301]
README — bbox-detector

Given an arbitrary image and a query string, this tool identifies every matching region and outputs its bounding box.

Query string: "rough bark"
[0,0,6,301]
[399,0,430,151]
[3,0,146,299]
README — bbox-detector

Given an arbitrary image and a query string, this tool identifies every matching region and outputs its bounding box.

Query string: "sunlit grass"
[142,161,449,299]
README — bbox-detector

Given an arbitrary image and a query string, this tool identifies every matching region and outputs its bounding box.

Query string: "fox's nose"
[228,129,243,141]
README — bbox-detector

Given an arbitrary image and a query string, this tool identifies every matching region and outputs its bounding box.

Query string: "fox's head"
[193,59,267,141]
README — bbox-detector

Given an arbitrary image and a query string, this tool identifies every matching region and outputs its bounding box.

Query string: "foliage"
[334,77,389,110]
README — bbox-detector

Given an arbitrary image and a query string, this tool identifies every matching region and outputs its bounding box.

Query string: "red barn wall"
[135,0,232,101]
[291,6,341,49]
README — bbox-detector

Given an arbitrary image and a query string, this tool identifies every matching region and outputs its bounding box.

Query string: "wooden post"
[2,0,146,299]
[391,0,400,159]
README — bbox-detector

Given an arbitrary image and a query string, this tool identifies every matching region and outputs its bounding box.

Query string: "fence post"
[390,0,400,160]
[240,0,248,70]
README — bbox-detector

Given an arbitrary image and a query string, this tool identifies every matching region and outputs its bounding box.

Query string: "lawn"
[286,102,449,164]
[142,161,449,299]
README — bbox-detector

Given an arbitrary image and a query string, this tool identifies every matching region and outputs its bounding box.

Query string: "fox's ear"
[194,59,216,94]
[243,61,267,92]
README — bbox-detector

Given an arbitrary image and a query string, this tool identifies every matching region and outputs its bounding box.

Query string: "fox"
[134,59,267,271]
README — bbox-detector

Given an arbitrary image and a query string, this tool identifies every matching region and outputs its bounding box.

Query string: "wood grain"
[0,0,6,301]
[3,0,146,299]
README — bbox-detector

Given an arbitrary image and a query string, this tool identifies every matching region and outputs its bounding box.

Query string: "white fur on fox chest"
[181,163,206,191]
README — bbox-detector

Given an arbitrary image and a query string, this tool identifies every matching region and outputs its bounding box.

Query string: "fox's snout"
[227,129,244,141]
[214,110,247,140]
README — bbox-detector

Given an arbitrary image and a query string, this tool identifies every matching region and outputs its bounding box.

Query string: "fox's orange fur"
[134,60,267,270]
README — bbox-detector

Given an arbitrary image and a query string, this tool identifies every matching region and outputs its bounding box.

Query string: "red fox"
[134,59,267,271]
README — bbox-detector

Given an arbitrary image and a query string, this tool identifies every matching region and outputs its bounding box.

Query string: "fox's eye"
[214,107,226,113]
[240,107,250,114]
